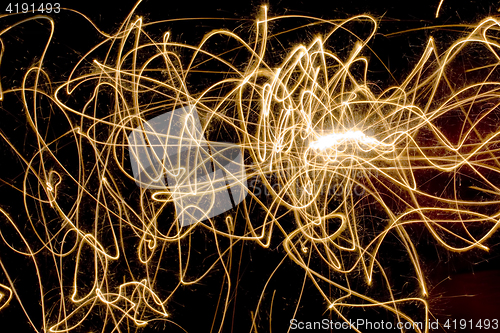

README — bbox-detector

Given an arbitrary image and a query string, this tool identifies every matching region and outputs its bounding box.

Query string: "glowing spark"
[309,130,381,150]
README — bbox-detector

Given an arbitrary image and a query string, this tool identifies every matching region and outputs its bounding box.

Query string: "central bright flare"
[309,130,380,150]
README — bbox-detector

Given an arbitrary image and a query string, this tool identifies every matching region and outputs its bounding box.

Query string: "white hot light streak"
[309,130,380,150]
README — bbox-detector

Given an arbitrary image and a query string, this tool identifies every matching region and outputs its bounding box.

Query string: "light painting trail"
[0,1,499,332]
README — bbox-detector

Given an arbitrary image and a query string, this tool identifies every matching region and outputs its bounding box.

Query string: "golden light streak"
[436,0,445,18]
[0,1,499,333]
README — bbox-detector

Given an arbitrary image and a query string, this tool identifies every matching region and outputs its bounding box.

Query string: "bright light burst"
[309,130,388,150]
[0,1,499,332]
